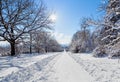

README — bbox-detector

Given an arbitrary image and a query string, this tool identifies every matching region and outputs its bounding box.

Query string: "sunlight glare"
[50,14,57,22]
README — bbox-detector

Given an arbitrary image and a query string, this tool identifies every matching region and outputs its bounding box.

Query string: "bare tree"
[0,0,51,56]
[46,38,62,52]
[33,31,51,53]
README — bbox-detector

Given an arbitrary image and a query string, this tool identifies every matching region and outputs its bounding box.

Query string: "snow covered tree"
[70,31,82,53]
[0,0,51,56]
[70,18,94,53]
[70,30,92,53]
[32,31,50,53]
[32,30,61,53]
[93,0,120,57]
[46,38,62,52]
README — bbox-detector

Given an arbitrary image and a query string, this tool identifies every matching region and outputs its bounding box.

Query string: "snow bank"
[69,53,120,82]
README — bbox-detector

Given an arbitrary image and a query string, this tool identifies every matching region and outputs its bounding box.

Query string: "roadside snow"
[1,54,59,82]
[0,53,59,81]
[70,53,120,82]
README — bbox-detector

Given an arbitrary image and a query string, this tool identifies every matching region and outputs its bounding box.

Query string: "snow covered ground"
[43,52,93,82]
[0,52,60,81]
[1,52,120,82]
[0,52,94,82]
[70,53,120,82]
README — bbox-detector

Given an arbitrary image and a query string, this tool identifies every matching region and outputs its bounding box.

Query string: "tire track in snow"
[40,52,94,82]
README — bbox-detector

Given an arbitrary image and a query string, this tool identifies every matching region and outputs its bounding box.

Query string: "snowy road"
[43,52,94,82]
[1,52,94,82]
[1,52,120,82]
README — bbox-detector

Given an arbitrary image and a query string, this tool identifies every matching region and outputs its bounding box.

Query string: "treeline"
[0,30,62,56]
[0,0,62,56]
[70,18,94,53]
[70,0,120,58]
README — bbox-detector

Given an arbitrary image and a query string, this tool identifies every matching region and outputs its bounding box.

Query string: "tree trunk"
[30,44,32,54]
[10,41,15,56]
[30,33,32,54]
[37,49,39,53]
[45,46,47,53]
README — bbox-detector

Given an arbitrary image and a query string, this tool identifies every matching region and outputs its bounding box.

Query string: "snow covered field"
[0,53,60,81]
[0,52,120,82]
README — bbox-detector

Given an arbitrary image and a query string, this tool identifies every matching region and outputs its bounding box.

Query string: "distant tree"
[47,38,62,52]
[0,0,51,56]
[32,30,61,53]
[70,30,92,53]
[80,17,90,39]
[70,31,82,53]
[33,30,49,53]
[70,17,94,53]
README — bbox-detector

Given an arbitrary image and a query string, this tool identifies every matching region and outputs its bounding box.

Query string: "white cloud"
[52,32,72,45]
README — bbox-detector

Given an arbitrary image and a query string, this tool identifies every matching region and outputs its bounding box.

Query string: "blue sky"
[45,0,102,45]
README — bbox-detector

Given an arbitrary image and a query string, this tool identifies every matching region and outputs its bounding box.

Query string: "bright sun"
[50,14,57,22]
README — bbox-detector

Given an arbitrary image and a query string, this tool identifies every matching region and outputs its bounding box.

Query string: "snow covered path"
[1,52,94,82]
[44,52,94,82]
